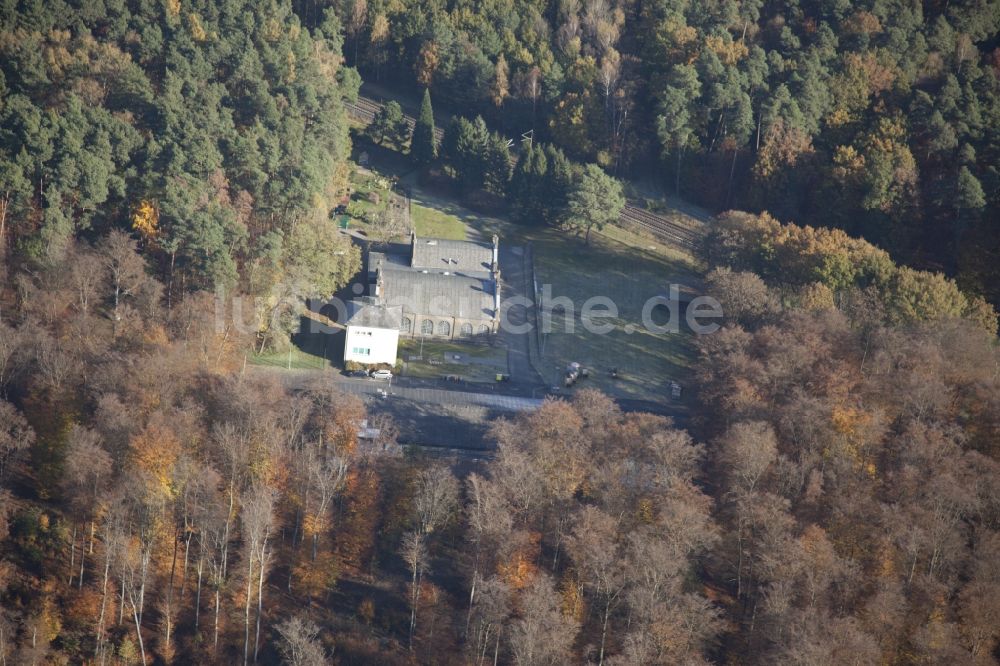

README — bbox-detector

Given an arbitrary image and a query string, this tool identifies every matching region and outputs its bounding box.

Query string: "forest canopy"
[330,0,1000,304]
[0,0,999,664]
[0,0,359,298]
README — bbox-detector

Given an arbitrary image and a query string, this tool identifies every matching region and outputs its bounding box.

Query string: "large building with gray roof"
[366,232,500,340]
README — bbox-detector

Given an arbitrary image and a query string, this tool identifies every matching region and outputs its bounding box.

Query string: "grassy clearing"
[249,347,327,371]
[399,170,704,402]
[411,202,467,240]
[402,182,701,400]
[398,339,501,359]
[398,338,507,382]
[527,226,699,400]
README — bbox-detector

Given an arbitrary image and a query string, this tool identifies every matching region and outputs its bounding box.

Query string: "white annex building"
[342,298,402,365]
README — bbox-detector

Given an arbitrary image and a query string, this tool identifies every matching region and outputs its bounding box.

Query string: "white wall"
[345,325,399,365]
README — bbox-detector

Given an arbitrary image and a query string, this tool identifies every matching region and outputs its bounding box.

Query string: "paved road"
[335,377,543,412]
[497,244,545,388]
[261,367,689,454]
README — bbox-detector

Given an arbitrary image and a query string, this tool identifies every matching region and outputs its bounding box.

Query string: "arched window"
[437,320,451,337]
[460,323,473,337]
[478,324,490,335]
[421,319,434,335]
[400,317,412,333]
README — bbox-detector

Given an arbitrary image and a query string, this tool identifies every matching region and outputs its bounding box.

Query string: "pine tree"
[410,89,437,166]
[564,164,625,245]
[541,145,573,226]
[510,144,548,224]
[370,101,408,150]
[483,132,511,195]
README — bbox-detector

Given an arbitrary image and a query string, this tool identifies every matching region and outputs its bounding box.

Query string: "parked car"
[346,369,369,378]
[371,369,393,380]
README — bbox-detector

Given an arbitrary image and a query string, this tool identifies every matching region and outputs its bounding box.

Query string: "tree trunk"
[408,558,420,650]
[113,278,122,325]
[167,249,176,313]
[138,555,147,624]
[130,599,147,666]
[253,543,268,662]
[465,569,478,636]
[95,545,112,658]
[675,149,683,196]
[119,576,126,625]
[194,555,204,631]
[0,192,8,258]
[69,524,77,586]
[244,556,253,666]
[598,601,611,666]
[291,508,302,549]
[223,484,235,580]
[79,527,86,589]
[181,528,192,599]
[167,524,179,626]
[214,588,221,653]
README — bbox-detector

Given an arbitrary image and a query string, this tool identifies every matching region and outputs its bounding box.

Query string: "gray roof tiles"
[367,237,498,322]
[411,238,494,276]
[382,266,496,321]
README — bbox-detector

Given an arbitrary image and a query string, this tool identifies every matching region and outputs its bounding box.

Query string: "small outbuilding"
[343,298,402,366]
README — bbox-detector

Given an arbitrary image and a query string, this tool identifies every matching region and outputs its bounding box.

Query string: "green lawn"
[249,347,327,370]
[411,202,467,240]
[398,338,507,382]
[395,164,705,402]
[528,226,699,400]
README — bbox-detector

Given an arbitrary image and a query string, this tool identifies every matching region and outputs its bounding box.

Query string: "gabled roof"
[382,268,496,321]
[365,237,499,322]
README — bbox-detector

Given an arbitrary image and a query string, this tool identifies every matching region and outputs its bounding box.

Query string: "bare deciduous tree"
[67,244,107,317]
[61,425,111,589]
[0,321,28,396]
[367,206,409,247]
[99,230,147,326]
[0,400,33,480]
[275,615,329,666]
[241,482,277,665]
[401,529,429,651]
[567,506,627,666]
[464,474,512,634]
[468,576,511,666]
[414,466,459,536]
[508,573,579,666]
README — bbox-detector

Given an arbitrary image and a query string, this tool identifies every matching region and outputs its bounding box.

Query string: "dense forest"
[0,0,361,345]
[2,0,1000,664]
[325,0,1000,303]
[0,219,998,664]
